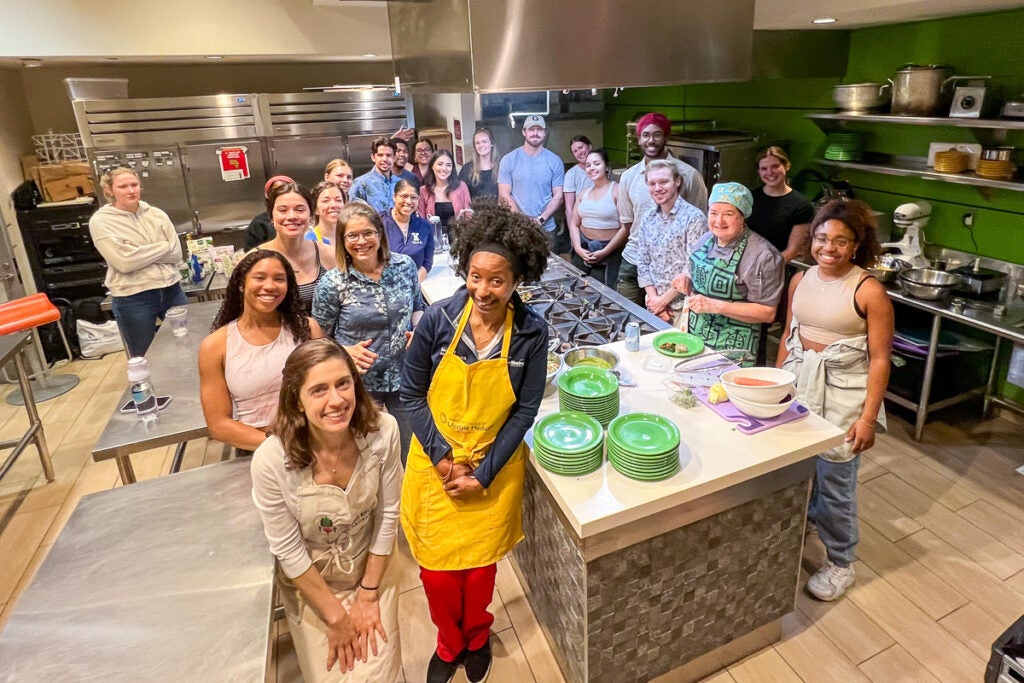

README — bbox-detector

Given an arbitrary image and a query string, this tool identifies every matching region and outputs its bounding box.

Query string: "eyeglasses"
[344,230,379,243]
[395,193,418,202]
[812,234,856,249]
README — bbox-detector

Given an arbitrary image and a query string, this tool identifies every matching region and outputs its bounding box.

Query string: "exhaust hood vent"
[387,0,755,93]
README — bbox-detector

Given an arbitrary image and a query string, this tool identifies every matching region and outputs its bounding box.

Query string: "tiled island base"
[512,464,812,683]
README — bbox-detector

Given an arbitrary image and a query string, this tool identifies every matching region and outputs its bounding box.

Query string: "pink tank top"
[791,265,868,345]
[224,320,300,428]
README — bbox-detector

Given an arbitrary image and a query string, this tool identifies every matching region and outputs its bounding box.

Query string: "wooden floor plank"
[857,451,888,484]
[957,499,1024,556]
[858,645,941,683]
[795,587,895,665]
[774,609,870,682]
[728,647,802,683]
[857,485,923,542]
[867,445,983,511]
[938,602,1008,663]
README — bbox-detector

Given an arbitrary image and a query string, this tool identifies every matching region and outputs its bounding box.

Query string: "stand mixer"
[882,201,932,268]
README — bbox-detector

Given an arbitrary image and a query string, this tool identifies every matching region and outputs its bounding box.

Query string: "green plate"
[534,412,603,454]
[652,331,705,358]
[534,443,604,463]
[557,367,619,398]
[607,451,677,474]
[608,413,680,455]
[606,440,677,463]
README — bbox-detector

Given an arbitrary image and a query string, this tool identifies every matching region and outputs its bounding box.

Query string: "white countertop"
[421,258,464,304]
[527,334,845,539]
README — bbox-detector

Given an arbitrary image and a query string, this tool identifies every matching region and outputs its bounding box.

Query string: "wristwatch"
[536,214,546,222]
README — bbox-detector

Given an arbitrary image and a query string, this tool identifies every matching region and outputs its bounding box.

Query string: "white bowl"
[720,367,795,404]
[728,393,795,420]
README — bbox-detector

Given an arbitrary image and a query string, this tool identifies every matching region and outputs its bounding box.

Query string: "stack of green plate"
[532,411,604,476]
[606,413,681,481]
[824,131,868,161]
[557,367,620,427]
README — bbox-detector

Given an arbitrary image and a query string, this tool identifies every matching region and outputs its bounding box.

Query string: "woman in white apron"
[776,199,894,602]
[251,339,403,682]
[400,200,550,683]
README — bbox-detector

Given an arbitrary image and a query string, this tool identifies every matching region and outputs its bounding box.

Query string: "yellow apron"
[400,299,527,571]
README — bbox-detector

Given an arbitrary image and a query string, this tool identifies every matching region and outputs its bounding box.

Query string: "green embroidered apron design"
[687,233,761,355]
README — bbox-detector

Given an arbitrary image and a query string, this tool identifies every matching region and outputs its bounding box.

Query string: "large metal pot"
[889,65,954,116]
[832,83,891,112]
[899,268,961,300]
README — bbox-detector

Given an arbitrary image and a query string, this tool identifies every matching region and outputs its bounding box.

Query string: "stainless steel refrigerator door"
[267,136,348,189]
[346,135,381,177]
[89,147,193,233]
[181,140,268,235]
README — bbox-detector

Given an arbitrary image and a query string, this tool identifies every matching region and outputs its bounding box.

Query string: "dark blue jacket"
[381,210,434,273]
[400,288,548,488]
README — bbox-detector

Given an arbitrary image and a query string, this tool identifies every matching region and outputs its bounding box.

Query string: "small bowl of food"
[562,346,620,371]
[728,393,795,420]
[867,255,910,283]
[720,367,796,404]
[544,351,564,397]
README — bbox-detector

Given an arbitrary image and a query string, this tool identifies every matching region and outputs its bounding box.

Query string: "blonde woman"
[88,166,187,357]
[457,128,499,198]
[324,159,354,200]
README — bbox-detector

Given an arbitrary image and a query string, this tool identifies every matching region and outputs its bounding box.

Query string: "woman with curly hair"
[399,199,549,683]
[199,250,322,453]
[251,339,403,682]
[776,199,893,602]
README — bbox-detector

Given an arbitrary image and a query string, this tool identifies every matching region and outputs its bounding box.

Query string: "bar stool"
[0,293,72,482]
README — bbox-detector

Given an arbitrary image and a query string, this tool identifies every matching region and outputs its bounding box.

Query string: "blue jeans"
[370,390,412,466]
[808,455,860,567]
[111,283,189,357]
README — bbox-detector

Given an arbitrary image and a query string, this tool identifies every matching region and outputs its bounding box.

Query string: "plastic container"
[127,357,159,422]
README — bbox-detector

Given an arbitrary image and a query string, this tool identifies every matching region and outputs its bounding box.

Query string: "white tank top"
[791,265,869,345]
[224,320,300,428]
[577,182,620,230]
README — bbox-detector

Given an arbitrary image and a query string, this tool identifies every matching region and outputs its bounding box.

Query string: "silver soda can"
[625,322,640,352]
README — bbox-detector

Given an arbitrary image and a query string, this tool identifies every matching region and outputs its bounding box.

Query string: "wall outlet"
[962,213,975,227]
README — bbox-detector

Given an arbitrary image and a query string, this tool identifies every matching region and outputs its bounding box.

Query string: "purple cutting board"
[693,386,809,434]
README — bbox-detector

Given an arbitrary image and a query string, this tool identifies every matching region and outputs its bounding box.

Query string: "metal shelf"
[807,112,1024,131]
[815,156,1024,192]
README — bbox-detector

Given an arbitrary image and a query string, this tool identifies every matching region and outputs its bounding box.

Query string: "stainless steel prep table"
[0,458,274,682]
[883,286,1024,440]
[91,300,222,483]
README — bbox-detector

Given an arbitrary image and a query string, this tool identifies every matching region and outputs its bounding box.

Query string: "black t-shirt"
[458,163,498,198]
[747,188,815,253]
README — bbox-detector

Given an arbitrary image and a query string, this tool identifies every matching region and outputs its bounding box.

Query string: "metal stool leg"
[3,351,55,481]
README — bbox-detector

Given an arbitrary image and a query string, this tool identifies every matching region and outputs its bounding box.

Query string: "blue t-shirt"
[498,147,565,232]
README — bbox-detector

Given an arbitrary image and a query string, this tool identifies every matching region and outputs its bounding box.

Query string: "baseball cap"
[522,115,546,130]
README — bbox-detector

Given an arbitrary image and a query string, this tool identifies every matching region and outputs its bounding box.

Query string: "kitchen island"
[420,257,844,682]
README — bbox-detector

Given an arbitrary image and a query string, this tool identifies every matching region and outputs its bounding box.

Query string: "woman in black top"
[457,128,499,198]
[747,146,815,263]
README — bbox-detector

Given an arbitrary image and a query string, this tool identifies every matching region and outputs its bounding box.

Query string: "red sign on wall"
[218,147,250,182]
[455,144,464,166]
[453,119,462,142]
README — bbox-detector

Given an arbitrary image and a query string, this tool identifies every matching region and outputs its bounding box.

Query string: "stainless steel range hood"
[387,0,755,93]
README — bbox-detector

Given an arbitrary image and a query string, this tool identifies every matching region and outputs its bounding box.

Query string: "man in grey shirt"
[616,111,707,306]
[498,115,566,251]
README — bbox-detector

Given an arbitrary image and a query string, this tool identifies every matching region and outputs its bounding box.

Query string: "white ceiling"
[754,0,1024,30]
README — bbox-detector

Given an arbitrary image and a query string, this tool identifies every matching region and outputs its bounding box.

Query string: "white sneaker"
[807,561,855,601]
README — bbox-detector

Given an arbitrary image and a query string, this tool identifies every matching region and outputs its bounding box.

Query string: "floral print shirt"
[349,169,400,213]
[312,253,424,393]
[629,196,709,295]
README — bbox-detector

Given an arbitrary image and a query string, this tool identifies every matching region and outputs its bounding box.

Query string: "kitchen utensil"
[544,351,564,397]
[652,331,705,358]
[727,393,795,420]
[933,148,970,173]
[673,350,751,372]
[720,367,796,404]
[900,268,961,300]
[889,64,954,116]
[867,254,911,283]
[832,83,891,112]
[1001,99,1024,119]
[981,146,1015,161]
[949,84,987,118]
[563,346,620,371]
[671,371,721,388]
[952,260,1007,296]
[693,385,809,434]
[975,158,1016,179]
[928,142,982,169]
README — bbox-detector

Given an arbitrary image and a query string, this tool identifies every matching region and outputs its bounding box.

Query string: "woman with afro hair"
[199,249,322,454]
[399,198,549,683]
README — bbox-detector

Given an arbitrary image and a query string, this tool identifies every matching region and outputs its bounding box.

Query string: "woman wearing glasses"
[312,201,424,463]
[382,179,434,282]
[776,199,893,603]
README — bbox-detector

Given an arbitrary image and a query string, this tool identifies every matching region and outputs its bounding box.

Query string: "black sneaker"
[464,640,492,683]
[426,651,458,683]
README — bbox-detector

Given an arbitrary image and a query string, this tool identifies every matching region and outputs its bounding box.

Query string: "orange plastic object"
[0,293,61,336]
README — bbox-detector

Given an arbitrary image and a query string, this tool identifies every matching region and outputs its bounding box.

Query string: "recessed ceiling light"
[812,17,837,24]
[22,59,42,68]
[205,55,224,60]
[362,53,377,59]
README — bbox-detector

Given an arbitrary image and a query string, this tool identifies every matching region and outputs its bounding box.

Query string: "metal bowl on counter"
[563,346,620,371]
[899,268,961,300]
[867,254,911,283]
[544,351,564,397]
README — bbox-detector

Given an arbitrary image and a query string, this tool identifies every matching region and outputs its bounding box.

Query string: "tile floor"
[1,351,1022,682]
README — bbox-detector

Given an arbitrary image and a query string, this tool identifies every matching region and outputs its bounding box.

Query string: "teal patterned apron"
[687,233,761,356]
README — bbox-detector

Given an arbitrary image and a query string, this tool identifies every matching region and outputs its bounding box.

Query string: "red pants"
[419,563,497,662]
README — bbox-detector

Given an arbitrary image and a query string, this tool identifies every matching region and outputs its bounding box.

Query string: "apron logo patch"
[318,516,335,534]
[439,412,490,433]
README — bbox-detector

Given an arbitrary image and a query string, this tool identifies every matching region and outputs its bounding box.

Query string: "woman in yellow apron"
[251,339,403,682]
[400,200,550,683]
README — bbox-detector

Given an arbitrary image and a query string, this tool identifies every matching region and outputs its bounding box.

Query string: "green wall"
[603,8,1024,404]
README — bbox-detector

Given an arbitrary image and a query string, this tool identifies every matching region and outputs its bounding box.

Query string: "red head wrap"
[635,112,671,137]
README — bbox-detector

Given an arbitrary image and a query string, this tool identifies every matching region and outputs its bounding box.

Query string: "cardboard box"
[21,154,39,181]
[35,162,94,202]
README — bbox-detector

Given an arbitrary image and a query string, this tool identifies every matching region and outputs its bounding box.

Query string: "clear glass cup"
[165,306,189,337]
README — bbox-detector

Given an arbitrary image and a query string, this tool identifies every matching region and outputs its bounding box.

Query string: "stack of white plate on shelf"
[531,411,604,476]
[557,367,620,427]
[606,413,680,482]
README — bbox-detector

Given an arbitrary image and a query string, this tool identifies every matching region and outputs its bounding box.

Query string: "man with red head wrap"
[615,112,707,307]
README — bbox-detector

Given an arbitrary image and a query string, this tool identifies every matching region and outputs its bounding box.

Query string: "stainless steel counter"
[0,458,274,682]
[91,300,222,483]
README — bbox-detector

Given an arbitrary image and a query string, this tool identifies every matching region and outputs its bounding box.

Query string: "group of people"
[86,110,895,682]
